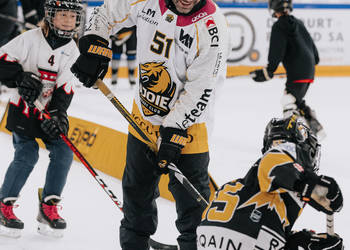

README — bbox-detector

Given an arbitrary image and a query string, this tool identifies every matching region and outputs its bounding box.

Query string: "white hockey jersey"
[86,0,229,153]
[0,28,80,138]
[0,28,79,111]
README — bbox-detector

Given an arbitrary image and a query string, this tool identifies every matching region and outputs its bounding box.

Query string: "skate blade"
[37,222,64,238]
[0,225,22,238]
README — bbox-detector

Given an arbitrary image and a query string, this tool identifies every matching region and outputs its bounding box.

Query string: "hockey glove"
[285,229,343,250]
[295,171,343,215]
[16,72,43,106]
[41,110,69,139]
[71,34,112,88]
[250,68,273,82]
[156,126,187,175]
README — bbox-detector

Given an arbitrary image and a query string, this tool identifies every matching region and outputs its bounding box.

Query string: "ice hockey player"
[250,0,325,140]
[110,26,137,86]
[71,0,229,248]
[0,0,82,238]
[197,115,343,249]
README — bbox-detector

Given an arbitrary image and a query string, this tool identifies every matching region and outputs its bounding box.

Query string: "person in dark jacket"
[250,0,325,140]
[0,0,82,238]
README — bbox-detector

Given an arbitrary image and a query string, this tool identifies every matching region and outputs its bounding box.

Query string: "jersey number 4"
[48,55,55,66]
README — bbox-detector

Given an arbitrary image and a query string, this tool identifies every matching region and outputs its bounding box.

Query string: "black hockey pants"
[120,133,210,250]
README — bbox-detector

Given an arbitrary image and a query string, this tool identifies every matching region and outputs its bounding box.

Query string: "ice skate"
[299,106,326,141]
[37,189,66,238]
[306,116,326,141]
[0,197,24,238]
[129,74,136,86]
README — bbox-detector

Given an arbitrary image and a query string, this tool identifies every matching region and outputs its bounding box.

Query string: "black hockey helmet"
[44,0,83,38]
[262,115,321,171]
[268,0,293,17]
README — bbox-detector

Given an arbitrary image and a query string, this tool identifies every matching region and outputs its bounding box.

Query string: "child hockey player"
[0,0,82,238]
[250,0,325,140]
[198,115,343,249]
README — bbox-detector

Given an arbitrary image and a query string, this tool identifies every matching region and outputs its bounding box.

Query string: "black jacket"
[267,15,319,82]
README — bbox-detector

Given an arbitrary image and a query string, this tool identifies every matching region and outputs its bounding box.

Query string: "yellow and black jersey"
[197,142,307,249]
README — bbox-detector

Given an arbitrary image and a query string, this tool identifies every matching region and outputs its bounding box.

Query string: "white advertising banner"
[222,7,350,66]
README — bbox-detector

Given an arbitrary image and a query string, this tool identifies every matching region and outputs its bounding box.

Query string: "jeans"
[0,132,73,200]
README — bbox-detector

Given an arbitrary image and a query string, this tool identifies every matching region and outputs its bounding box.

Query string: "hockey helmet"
[268,0,293,17]
[44,0,83,38]
[262,115,321,171]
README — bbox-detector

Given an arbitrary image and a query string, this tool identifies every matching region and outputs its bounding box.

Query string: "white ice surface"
[0,76,349,249]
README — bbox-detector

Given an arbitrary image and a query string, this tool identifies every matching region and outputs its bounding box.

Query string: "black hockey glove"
[156,126,187,175]
[295,171,343,215]
[41,110,69,139]
[285,229,343,250]
[71,34,112,88]
[250,68,273,82]
[16,72,43,106]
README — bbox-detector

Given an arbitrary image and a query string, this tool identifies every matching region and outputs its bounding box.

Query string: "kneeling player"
[197,115,343,249]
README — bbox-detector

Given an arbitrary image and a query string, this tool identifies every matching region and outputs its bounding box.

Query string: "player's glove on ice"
[156,126,187,175]
[16,72,42,106]
[285,229,343,250]
[295,171,343,215]
[41,110,69,139]
[250,68,273,82]
[71,34,112,88]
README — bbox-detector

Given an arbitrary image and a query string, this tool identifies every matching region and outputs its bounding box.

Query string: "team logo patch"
[165,14,174,23]
[139,62,176,116]
[204,16,216,29]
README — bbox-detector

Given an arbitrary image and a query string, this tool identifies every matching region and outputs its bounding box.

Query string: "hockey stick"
[95,79,219,192]
[33,100,124,212]
[0,13,37,30]
[312,185,335,236]
[227,72,286,79]
[33,100,174,249]
[95,79,212,249]
[168,163,209,209]
[327,214,335,235]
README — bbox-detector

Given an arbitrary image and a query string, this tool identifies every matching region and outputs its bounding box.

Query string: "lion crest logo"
[139,62,176,116]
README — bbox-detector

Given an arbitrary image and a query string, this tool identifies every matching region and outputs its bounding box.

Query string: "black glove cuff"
[159,126,188,149]
[78,34,112,61]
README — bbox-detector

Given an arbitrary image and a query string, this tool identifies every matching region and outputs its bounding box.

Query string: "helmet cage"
[45,0,83,38]
[262,115,321,172]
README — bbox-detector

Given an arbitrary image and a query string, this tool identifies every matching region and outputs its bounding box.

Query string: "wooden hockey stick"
[312,185,335,236]
[95,79,219,192]
[95,79,214,249]
[327,214,335,235]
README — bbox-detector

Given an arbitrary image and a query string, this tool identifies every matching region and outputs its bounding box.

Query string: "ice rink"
[0,76,349,249]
